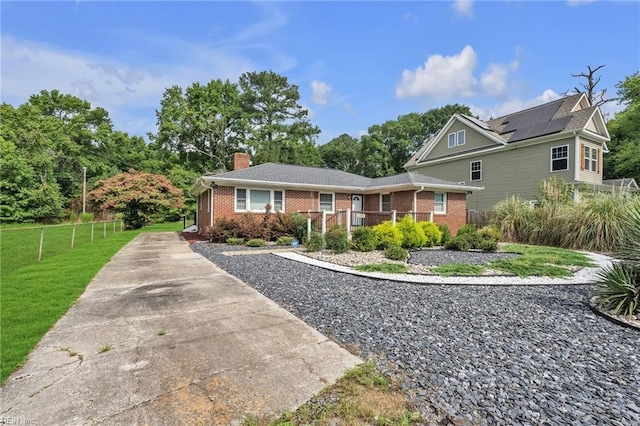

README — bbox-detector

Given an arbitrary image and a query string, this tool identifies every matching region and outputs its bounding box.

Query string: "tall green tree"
[357,104,474,177]
[319,134,360,172]
[239,70,321,166]
[605,72,640,183]
[153,80,245,173]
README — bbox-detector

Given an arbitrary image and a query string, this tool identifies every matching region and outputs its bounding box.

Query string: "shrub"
[444,235,472,251]
[226,237,244,245]
[456,223,478,237]
[490,196,534,243]
[595,264,639,316]
[419,222,443,247]
[325,226,349,253]
[352,227,378,252]
[206,217,240,242]
[384,245,408,261]
[373,221,402,249]
[276,236,295,246]
[478,226,501,243]
[306,232,325,252]
[594,203,640,316]
[288,212,309,242]
[563,192,636,253]
[238,214,269,240]
[396,215,427,248]
[437,224,452,245]
[246,238,267,247]
[478,238,498,252]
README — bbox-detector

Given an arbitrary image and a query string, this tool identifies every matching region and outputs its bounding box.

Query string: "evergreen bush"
[397,215,427,248]
[419,221,443,247]
[325,226,349,253]
[351,227,378,252]
[246,238,267,247]
[384,245,408,261]
[306,232,325,252]
[373,221,402,249]
[437,224,452,245]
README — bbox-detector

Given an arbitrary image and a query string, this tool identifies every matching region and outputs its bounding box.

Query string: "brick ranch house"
[190,153,483,236]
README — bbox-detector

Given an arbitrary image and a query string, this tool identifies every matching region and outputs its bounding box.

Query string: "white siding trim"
[574,135,580,181]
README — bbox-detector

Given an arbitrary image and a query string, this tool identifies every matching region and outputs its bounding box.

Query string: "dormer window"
[448,130,466,148]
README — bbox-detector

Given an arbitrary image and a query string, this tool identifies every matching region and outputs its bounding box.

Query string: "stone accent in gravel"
[191,242,640,425]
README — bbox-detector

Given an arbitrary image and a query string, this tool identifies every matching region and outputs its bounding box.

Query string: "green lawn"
[0,221,183,383]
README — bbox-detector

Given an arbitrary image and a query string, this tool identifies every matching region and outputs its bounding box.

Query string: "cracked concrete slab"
[0,232,361,425]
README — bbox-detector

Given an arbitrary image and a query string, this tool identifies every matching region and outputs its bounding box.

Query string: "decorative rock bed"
[192,242,640,425]
[303,247,521,275]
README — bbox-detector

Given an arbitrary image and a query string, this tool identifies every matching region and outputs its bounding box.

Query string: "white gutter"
[200,176,484,194]
[413,186,425,212]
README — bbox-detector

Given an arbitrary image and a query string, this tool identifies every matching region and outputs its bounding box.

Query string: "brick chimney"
[233,152,251,170]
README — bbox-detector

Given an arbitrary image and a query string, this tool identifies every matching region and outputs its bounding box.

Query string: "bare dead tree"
[564,64,618,107]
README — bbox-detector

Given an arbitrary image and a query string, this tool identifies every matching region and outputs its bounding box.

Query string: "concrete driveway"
[0,232,360,425]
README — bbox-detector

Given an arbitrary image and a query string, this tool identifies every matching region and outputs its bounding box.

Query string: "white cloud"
[396,45,478,99]
[567,0,596,6]
[470,89,561,120]
[311,80,333,105]
[342,102,356,116]
[356,130,368,138]
[396,45,523,100]
[452,0,474,19]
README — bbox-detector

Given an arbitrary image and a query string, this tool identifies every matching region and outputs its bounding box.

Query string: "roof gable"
[407,93,610,168]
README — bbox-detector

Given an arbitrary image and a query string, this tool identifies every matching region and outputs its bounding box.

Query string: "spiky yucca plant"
[595,199,640,316]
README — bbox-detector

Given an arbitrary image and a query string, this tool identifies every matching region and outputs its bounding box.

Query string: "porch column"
[391,210,397,226]
[306,217,312,241]
[346,208,351,236]
[321,210,327,235]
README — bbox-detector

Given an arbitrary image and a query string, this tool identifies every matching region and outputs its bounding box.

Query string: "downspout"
[573,131,580,202]
[413,186,425,217]
[210,186,214,228]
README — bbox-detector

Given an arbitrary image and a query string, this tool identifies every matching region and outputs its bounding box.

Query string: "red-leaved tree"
[89,170,185,229]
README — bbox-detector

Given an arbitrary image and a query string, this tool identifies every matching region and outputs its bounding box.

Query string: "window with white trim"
[319,193,334,212]
[273,191,283,211]
[235,188,285,212]
[380,194,391,211]
[235,189,247,210]
[551,145,569,171]
[457,130,465,146]
[434,193,446,214]
[448,133,456,148]
[448,130,466,148]
[584,146,598,172]
[470,160,482,181]
[249,190,270,211]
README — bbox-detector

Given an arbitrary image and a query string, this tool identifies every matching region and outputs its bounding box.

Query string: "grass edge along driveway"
[0,222,183,384]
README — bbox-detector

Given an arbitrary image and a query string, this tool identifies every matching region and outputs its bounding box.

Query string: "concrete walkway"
[0,233,360,425]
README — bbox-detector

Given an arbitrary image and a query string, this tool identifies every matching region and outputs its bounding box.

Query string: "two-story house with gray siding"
[404,93,611,212]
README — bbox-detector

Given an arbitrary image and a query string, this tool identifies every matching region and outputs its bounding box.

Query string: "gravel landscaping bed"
[192,243,640,425]
[409,248,521,267]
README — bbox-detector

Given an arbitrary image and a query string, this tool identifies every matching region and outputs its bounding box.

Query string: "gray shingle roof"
[204,163,474,191]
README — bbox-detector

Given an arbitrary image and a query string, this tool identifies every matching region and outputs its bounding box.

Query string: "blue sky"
[2,1,639,145]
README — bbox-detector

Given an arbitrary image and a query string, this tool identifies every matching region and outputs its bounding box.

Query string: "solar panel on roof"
[507,116,572,143]
[544,116,572,134]
[500,99,564,134]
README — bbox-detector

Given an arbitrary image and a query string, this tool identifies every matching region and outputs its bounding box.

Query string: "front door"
[351,194,363,226]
